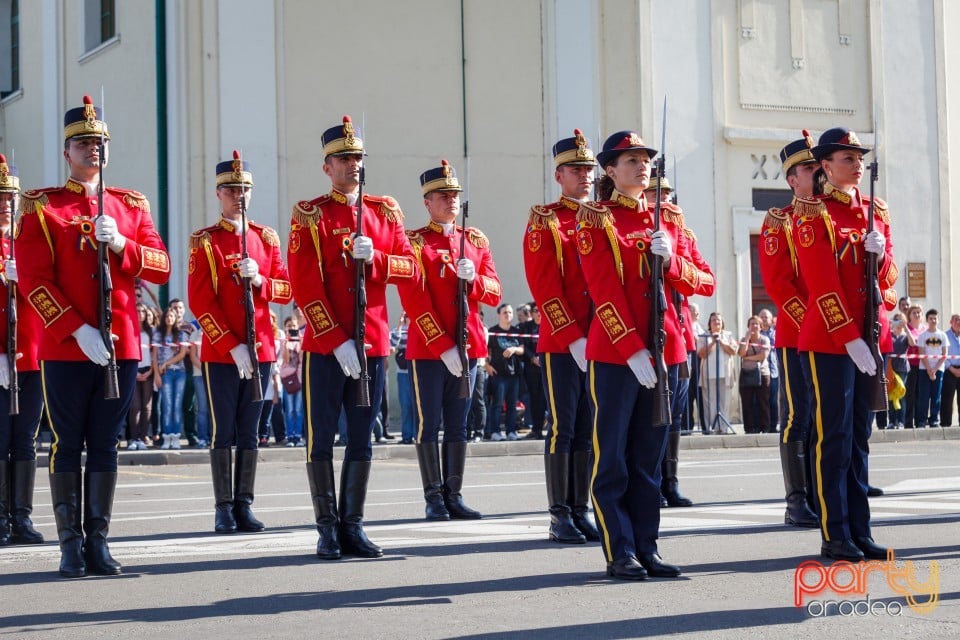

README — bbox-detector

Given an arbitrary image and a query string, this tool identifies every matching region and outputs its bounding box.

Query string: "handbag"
[279,346,302,394]
[740,366,762,388]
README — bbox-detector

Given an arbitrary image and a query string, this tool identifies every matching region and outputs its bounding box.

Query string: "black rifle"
[6,197,19,415]
[97,121,120,400]
[865,155,887,412]
[456,198,470,399]
[649,98,672,427]
[353,160,371,407]
[237,161,263,402]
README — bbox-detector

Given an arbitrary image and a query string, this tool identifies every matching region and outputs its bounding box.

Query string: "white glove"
[844,338,877,376]
[864,230,885,256]
[627,348,658,389]
[238,257,263,287]
[229,344,254,379]
[95,215,127,252]
[440,346,464,377]
[333,339,362,379]
[72,324,111,366]
[650,230,673,261]
[352,235,374,264]
[0,354,8,389]
[3,259,16,283]
[569,337,588,372]
[456,258,476,282]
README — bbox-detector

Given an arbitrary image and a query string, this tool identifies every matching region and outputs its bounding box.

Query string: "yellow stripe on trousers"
[807,352,830,540]
[587,360,613,562]
[40,362,58,471]
[780,347,795,444]
[411,360,425,443]
[545,353,560,454]
[203,362,218,448]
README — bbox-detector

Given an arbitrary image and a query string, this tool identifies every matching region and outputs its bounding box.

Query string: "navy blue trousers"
[42,360,136,473]
[303,352,385,463]
[668,364,689,435]
[801,352,872,542]
[0,371,43,461]
[409,359,476,444]
[203,361,270,451]
[588,361,669,563]
[542,352,592,454]
[779,347,812,444]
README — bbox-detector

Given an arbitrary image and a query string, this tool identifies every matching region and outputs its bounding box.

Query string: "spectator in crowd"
[520,303,545,439]
[758,308,779,430]
[903,304,925,428]
[281,315,304,446]
[940,313,960,427]
[127,303,156,449]
[153,305,189,449]
[467,310,489,442]
[915,309,948,428]
[188,320,210,448]
[389,313,415,444]
[898,296,911,317]
[738,315,772,434]
[258,310,286,446]
[169,298,198,446]
[485,303,524,441]
[887,316,910,429]
[697,312,738,433]
[688,302,705,431]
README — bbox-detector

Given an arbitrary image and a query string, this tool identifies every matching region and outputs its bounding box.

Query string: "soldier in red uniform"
[188,152,291,535]
[758,132,820,528]
[522,130,600,545]
[643,168,713,509]
[398,160,501,521]
[794,127,898,561]
[578,131,715,580]
[17,96,171,577]
[0,154,44,547]
[288,116,416,559]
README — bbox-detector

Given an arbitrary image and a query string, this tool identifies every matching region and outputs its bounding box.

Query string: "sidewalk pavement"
[34,426,959,468]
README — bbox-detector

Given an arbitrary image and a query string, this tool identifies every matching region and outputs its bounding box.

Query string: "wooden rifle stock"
[97,133,120,400]
[649,154,672,427]
[354,164,371,407]
[238,182,263,402]
[456,200,470,399]
[865,158,887,413]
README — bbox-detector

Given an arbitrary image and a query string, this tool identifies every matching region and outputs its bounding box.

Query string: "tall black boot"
[210,448,237,534]
[416,443,450,521]
[306,460,341,560]
[0,461,9,546]
[338,460,383,558]
[545,453,585,544]
[10,460,44,544]
[50,472,85,578]
[781,441,819,527]
[442,442,481,519]
[83,472,122,575]
[661,432,693,507]
[233,449,265,532]
[570,450,601,541]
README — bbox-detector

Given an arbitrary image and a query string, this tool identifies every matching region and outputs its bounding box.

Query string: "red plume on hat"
[231,149,243,174]
[802,129,815,149]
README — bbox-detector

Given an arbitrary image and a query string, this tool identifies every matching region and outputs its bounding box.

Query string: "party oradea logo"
[794,550,939,617]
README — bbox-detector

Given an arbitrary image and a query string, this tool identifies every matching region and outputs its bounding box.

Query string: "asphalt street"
[1,436,957,639]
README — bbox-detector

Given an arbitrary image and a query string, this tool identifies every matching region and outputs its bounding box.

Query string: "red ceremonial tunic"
[16,179,170,361]
[188,217,292,363]
[522,195,593,354]
[0,236,42,371]
[398,221,501,360]
[758,199,808,349]
[793,184,898,355]
[576,191,716,366]
[287,189,417,357]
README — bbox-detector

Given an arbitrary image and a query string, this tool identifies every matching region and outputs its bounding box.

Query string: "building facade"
[2,0,958,333]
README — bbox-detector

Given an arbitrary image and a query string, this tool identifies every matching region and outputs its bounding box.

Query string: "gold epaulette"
[406,229,426,251]
[527,204,558,230]
[660,202,685,227]
[251,222,280,247]
[763,207,790,232]
[365,194,403,223]
[189,229,212,250]
[467,227,489,249]
[792,196,828,221]
[683,227,697,241]
[292,199,323,226]
[872,197,890,224]
[107,187,150,213]
[20,188,55,212]
[576,201,612,229]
